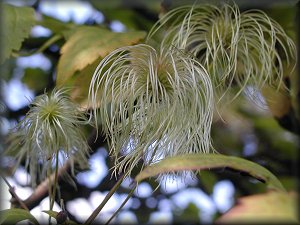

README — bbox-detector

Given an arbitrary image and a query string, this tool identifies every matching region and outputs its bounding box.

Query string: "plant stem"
[11,34,62,57]
[50,151,60,210]
[104,184,137,225]
[22,129,102,210]
[104,144,158,225]
[50,151,58,210]
[83,173,125,225]
[0,174,29,211]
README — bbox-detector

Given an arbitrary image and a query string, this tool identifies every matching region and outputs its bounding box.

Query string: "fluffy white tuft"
[89,44,215,176]
[148,3,296,105]
[6,89,90,187]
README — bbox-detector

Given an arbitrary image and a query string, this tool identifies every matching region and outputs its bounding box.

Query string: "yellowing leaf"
[135,153,285,191]
[261,85,291,118]
[1,4,35,64]
[70,60,99,107]
[217,191,298,223]
[56,26,146,86]
[0,208,39,225]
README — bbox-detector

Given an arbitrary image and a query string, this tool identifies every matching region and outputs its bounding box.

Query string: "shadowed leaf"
[69,60,99,107]
[38,14,75,37]
[22,68,48,92]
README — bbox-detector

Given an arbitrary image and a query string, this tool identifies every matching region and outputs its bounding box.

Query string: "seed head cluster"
[148,3,296,103]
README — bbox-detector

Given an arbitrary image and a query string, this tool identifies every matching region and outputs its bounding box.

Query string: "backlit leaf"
[0,208,39,225]
[135,153,285,191]
[56,26,146,86]
[217,191,298,223]
[1,4,35,64]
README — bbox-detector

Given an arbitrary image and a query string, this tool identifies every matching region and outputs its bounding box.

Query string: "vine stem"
[83,173,125,225]
[105,184,137,225]
[50,151,60,210]
[104,144,160,225]
[11,34,62,57]
[22,129,101,210]
[0,174,29,211]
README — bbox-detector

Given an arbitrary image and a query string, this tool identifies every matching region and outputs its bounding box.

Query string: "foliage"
[0,4,35,64]
[0,1,298,225]
[135,153,285,191]
[56,26,146,86]
[0,208,38,225]
[217,191,298,223]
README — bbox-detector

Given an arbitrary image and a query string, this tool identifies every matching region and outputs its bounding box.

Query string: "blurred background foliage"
[0,0,299,224]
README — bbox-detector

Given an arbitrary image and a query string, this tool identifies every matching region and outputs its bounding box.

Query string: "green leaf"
[197,170,217,194]
[56,26,146,86]
[90,0,161,11]
[99,8,154,31]
[37,14,80,40]
[266,5,297,40]
[0,208,39,225]
[135,153,285,191]
[69,60,99,107]
[38,14,74,36]
[22,68,48,91]
[42,210,58,219]
[175,203,200,224]
[1,4,35,64]
[217,191,299,223]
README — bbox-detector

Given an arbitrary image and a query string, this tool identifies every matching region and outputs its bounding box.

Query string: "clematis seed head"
[148,3,296,105]
[6,89,89,187]
[89,44,215,176]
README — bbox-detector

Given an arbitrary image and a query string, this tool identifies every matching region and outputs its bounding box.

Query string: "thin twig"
[23,160,71,210]
[1,174,29,211]
[83,174,125,225]
[22,129,103,210]
[105,184,137,225]
[50,151,60,210]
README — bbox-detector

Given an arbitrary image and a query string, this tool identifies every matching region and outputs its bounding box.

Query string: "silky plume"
[148,3,296,104]
[89,44,215,176]
[6,89,90,187]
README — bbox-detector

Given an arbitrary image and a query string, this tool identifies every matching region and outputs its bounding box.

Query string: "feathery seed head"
[89,44,214,176]
[148,3,296,104]
[6,89,89,186]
